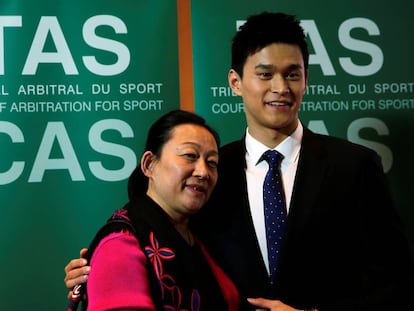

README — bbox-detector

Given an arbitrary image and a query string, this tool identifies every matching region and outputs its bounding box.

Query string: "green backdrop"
[0,1,179,310]
[0,0,413,310]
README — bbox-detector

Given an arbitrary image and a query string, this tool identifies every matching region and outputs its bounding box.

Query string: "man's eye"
[286,72,300,80]
[208,160,218,168]
[258,72,272,79]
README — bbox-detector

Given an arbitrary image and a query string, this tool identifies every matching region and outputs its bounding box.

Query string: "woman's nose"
[193,160,210,180]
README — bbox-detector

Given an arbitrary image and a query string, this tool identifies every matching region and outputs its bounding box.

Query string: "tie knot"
[261,149,283,166]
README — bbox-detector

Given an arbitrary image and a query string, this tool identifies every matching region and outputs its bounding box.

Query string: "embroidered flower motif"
[145,231,175,278]
[190,290,200,311]
[163,287,200,311]
[111,208,130,221]
[144,232,201,311]
[168,285,182,310]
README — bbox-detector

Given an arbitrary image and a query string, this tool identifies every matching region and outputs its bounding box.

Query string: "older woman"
[68,110,239,311]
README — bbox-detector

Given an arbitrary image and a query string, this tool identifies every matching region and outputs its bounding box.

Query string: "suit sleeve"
[86,231,156,311]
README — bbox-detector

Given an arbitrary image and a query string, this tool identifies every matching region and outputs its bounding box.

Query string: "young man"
[65,12,414,311]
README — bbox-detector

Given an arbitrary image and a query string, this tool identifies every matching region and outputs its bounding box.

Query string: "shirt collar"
[245,122,303,166]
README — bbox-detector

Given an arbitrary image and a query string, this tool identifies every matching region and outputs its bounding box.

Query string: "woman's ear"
[141,151,155,177]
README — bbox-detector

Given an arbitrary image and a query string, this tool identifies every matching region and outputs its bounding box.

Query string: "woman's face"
[144,124,219,221]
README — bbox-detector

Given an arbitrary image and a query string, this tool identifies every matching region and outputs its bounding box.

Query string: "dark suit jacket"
[192,127,414,311]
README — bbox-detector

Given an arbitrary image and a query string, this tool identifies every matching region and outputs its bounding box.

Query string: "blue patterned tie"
[261,150,287,283]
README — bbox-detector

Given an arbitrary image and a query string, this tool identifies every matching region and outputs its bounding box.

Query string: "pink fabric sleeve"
[86,230,156,311]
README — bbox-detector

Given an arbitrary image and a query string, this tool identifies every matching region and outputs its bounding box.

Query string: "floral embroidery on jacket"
[110,208,202,310]
[145,231,201,311]
[145,232,175,279]
[111,208,130,221]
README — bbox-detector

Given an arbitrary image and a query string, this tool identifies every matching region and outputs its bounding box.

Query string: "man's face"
[229,43,308,141]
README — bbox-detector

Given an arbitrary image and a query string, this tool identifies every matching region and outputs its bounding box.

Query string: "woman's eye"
[183,153,197,159]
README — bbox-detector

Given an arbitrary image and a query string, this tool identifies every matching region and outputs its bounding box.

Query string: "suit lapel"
[220,139,272,285]
[287,127,328,233]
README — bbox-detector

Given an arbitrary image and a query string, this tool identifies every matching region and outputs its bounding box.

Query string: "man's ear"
[141,151,155,177]
[228,69,242,96]
[304,69,309,95]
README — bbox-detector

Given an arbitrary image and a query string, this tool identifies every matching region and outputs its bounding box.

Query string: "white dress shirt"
[245,122,303,273]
